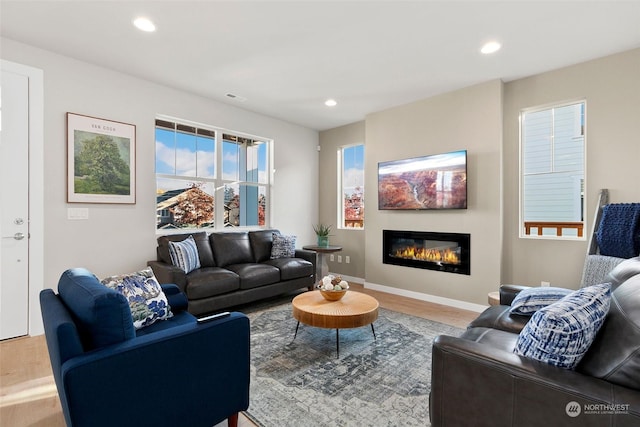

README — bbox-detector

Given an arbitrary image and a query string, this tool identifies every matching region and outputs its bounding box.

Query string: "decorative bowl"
[319,288,347,301]
[317,274,349,301]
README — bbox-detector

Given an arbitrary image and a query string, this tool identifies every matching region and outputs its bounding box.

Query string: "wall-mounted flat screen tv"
[378,149,467,210]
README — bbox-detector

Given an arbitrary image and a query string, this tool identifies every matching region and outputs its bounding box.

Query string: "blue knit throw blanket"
[596,203,640,258]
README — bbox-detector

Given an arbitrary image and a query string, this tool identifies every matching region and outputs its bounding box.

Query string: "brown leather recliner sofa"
[148,229,316,316]
[430,257,640,426]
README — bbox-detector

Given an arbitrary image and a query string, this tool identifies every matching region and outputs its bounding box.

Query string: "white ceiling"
[2,1,640,131]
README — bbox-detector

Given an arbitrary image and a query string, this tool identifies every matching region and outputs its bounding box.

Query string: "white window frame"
[519,99,587,240]
[337,143,365,230]
[155,115,272,233]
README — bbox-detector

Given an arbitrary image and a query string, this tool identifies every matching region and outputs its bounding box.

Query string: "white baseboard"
[364,281,488,313]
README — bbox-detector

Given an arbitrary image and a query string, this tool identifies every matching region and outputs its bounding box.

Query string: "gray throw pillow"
[270,233,296,259]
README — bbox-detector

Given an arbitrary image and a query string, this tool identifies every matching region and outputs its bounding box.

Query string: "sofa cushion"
[58,268,135,350]
[578,274,640,389]
[263,258,314,281]
[225,263,280,290]
[514,283,611,369]
[185,267,240,299]
[168,235,201,274]
[158,232,215,267]
[101,268,173,330]
[210,232,254,267]
[249,229,279,262]
[509,286,573,315]
[271,233,296,259]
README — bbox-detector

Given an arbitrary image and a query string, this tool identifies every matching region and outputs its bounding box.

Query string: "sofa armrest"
[160,284,188,313]
[499,284,532,305]
[430,335,640,426]
[148,260,187,293]
[60,312,250,427]
[295,249,317,279]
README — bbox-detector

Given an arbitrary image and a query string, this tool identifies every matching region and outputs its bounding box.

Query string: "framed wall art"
[67,113,136,204]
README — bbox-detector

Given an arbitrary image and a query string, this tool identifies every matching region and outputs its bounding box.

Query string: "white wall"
[1,37,319,292]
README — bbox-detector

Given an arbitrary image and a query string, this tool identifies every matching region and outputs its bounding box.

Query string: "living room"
[1,1,640,426]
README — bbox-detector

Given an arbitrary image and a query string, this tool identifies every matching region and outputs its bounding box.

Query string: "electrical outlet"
[541,281,551,287]
[330,254,334,261]
[337,255,342,263]
[345,256,350,264]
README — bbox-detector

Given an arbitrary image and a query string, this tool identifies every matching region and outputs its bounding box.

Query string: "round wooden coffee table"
[292,290,379,357]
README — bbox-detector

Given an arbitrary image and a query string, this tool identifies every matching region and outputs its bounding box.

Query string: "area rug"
[242,299,464,427]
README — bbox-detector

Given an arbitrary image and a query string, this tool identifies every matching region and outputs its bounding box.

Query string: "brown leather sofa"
[430,257,640,426]
[148,229,315,316]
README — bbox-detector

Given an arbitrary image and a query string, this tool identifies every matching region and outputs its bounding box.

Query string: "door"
[0,69,30,340]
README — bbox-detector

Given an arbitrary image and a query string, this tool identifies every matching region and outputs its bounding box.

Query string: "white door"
[0,69,30,340]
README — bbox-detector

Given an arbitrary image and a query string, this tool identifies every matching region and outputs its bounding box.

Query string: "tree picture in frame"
[67,112,136,204]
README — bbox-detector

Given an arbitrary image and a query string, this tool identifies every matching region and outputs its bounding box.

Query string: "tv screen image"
[378,150,467,210]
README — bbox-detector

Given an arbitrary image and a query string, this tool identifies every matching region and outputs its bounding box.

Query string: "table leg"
[371,323,377,340]
[293,321,300,341]
[336,328,339,358]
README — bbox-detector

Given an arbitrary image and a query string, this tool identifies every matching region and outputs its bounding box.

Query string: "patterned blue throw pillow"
[509,286,573,315]
[168,235,201,273]
[101,268,173,329]
[270,233,296,259]
[514,283,611,369]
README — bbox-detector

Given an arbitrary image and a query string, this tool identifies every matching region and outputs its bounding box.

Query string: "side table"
[302,245,342,281]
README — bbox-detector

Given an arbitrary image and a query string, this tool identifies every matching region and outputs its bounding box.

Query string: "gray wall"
[364,80,503,306]
[1,37,319,288]
[320,47,640,307]
[318,122,366,280]
[502,48,640,288]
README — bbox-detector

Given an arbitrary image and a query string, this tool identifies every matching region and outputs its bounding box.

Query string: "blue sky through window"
[156,129,215,178]
[343,144,364,194]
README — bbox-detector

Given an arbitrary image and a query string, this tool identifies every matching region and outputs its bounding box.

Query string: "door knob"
[2,232,25,240]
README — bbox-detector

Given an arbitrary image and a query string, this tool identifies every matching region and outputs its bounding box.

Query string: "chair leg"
[228,412,239,427]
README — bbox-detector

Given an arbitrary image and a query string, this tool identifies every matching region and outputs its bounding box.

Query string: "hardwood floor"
[0,284,478,427]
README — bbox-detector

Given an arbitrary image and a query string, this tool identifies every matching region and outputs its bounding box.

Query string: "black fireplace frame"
[382,229,471,275]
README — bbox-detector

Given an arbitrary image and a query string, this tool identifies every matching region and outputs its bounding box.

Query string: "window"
[155,118,270,230]
[520,101,585,239]
[338,144,364,229]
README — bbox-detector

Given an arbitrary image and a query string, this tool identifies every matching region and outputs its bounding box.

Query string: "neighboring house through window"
[338,144,365,229]
[155,117,270,230]
[520,101,586,239]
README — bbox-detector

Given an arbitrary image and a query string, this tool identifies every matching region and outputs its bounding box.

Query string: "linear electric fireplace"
[383,230,470,275]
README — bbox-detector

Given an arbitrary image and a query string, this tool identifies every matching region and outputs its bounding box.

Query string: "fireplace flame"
[393,246,460,265]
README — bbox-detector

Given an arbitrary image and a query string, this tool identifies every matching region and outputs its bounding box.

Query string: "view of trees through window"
[340,144,365,228]
[155,118,269,230]
[521,101,585,238]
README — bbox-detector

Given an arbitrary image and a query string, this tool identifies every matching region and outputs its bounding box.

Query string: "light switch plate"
[68,207,89,220]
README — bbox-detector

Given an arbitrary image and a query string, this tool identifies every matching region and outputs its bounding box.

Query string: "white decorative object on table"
[318,274,349,301]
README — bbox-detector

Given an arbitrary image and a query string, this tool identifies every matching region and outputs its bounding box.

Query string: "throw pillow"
[270,233,296,259]
[509,286,573,315]
[101,267,173,330]
[168,235,201,273]
[514,283,611,369]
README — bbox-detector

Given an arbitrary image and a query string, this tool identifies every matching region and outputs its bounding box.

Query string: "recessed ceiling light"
[481,41,501,54]
[325,99,337,107]
[133,17,156,32]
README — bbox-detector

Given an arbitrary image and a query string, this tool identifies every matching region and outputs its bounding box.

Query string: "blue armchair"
[40,268,250,427]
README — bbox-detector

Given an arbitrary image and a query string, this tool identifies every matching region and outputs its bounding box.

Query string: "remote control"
[197,312,231,323]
